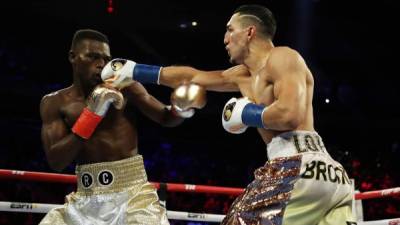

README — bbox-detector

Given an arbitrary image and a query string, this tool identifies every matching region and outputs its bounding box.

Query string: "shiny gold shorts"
[39,155,169,225]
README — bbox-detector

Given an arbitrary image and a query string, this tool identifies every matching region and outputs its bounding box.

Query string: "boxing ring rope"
[1,169,400,200]
[1,201,400,224]
[0,169,243,195]
[0,201,224,222]
[1,169,400,224]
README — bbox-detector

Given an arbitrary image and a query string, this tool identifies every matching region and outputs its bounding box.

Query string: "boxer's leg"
[126,182,169,225]
[39,206,67,225]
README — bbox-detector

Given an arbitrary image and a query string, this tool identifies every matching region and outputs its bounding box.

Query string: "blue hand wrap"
[241,103,266,128]
[133,64,161,84]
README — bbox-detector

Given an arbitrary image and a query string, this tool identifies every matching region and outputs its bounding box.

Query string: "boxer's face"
[71,39,111,88]
[224,13,249,64]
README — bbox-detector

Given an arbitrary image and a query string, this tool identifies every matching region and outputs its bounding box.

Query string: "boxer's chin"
[92,74,103,85]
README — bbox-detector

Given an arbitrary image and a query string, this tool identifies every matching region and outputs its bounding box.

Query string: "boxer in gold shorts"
[39,29,203,224]
[40,155,169,225]
[101,4,357,224]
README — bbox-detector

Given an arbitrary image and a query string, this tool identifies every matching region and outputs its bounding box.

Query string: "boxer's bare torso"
[41,38,182,171]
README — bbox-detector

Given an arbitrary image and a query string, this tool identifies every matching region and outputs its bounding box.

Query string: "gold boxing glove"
[72,86,124,139]
[170,83,206,118]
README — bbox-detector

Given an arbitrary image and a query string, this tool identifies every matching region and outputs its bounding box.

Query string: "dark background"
[1,0,399,224]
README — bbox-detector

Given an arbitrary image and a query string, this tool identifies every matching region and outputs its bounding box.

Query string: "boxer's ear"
[246,25,256,41]
[69,51,76,63]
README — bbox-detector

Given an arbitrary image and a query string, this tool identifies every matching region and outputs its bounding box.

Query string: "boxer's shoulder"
[267,47,304,71]
[44,86,85,103]
[41,86,84,116]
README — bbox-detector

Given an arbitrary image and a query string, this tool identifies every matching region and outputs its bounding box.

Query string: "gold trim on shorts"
[75,154,147,195]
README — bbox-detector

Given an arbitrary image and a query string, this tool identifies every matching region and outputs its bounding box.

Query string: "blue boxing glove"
[101,58,162,89]
[221,97,267,134]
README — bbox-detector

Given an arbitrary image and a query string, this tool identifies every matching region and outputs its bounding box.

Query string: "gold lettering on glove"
[223,102,236,121]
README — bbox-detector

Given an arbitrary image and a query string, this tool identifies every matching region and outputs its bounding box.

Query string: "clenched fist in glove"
[170,83,207,118]
[101,58,162,90]
[72,86,124,139]
[222,97,267,134]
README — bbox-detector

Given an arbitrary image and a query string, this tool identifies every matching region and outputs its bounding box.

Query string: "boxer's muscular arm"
[159,65,247,92]
[40,94,84,171]
[123,82,184,127]
[262,48,307,130]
